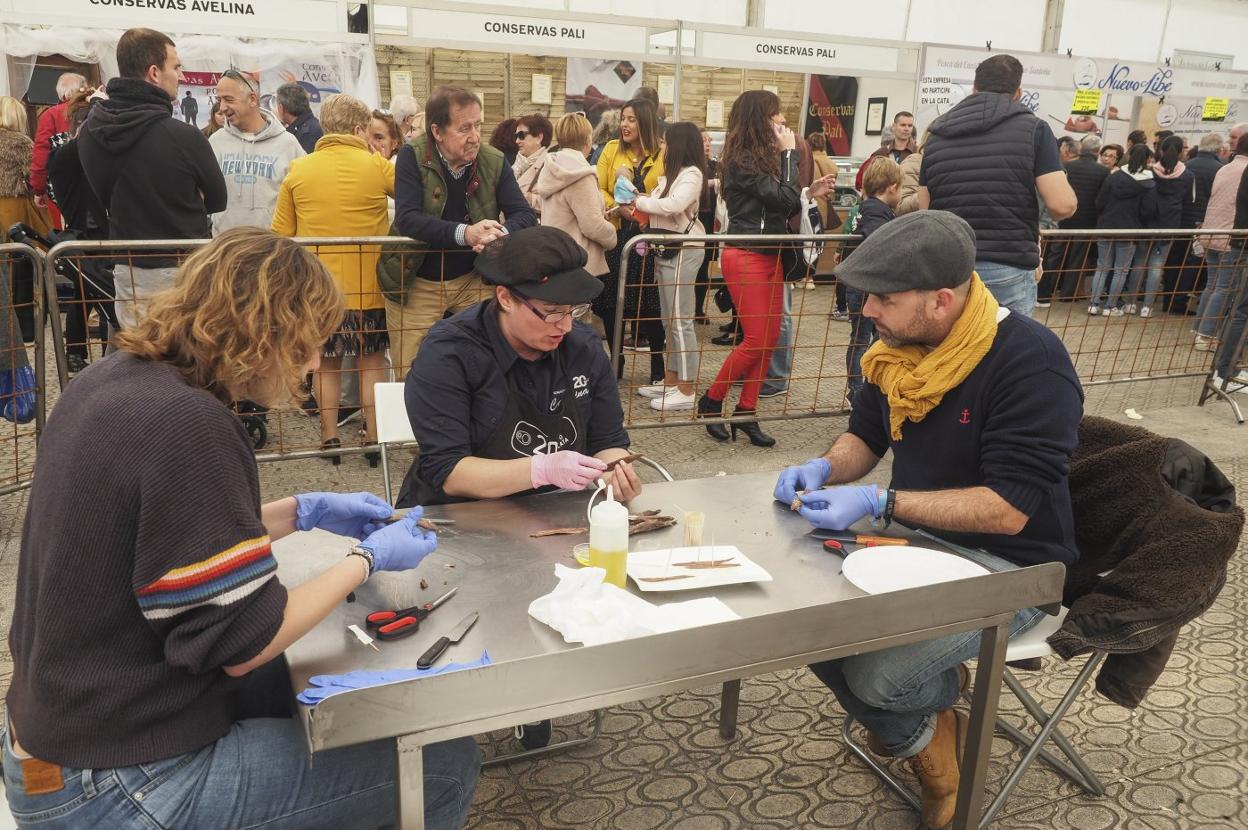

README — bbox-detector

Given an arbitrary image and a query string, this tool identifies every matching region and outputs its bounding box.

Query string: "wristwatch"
[347,545,375,578]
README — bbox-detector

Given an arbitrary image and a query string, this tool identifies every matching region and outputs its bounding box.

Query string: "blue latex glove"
[359,508,438,572]
[295,492,394,539]
[797,485,882,531]
[297,650,492,704]
[774,458,832,505]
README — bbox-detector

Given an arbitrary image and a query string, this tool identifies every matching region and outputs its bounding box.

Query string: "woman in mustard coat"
[272,94,395,464]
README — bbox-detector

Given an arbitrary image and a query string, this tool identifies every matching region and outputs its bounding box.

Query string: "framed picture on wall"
[865,97,888,135]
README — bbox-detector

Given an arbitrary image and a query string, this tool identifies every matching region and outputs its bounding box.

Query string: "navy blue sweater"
[849,311,1084,566]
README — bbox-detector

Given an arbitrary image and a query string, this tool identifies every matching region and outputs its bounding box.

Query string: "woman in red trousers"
[698,90,834,446]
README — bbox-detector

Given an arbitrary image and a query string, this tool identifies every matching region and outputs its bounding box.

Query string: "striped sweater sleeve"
[132,399,286,674]
[136,535,277,622]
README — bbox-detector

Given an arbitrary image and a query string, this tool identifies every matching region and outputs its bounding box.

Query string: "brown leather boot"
[864,664,970,758]
[906,708,969,829]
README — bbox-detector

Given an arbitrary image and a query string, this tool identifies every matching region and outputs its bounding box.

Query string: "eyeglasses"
[512,292,590,324]
[222,68,257,94]
[514,130,530,141]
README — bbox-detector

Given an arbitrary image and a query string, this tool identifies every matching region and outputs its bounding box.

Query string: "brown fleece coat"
[1050,416,1244,707]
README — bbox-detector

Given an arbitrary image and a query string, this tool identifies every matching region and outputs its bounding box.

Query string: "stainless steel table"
[278,471,1064,830]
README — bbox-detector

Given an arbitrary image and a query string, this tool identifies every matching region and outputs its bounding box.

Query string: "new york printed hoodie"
[209,111,305,235]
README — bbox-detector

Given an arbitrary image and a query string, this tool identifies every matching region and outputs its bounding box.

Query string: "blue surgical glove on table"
[773,458,832,505]
[359,508,439,572]
[797,485,883,531]
[295,491,394,539]
[297,650,493,704]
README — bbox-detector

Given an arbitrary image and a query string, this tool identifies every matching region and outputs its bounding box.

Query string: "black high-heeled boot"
[730,408,776,447]
[697,394,729,441]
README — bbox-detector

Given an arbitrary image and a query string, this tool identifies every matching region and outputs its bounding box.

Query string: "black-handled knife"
[417,611,479,669]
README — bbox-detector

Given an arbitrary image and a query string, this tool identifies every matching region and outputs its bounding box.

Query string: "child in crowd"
[842,156,902,404]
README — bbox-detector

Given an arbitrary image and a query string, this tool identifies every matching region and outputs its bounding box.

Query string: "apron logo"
[572,374,589,398]
[512,418,578,457]
[549,387,566,412]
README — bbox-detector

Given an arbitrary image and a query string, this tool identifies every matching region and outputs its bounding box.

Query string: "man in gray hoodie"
[209,70,304,235]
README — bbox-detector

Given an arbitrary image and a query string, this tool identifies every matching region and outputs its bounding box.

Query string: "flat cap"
[833,210,976,294]
[475,226,603,304]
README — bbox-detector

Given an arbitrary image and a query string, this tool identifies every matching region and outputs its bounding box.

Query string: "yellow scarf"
[861,273,1000,441]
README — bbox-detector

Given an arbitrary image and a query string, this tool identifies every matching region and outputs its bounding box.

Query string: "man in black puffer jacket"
[78,27,226,330]
[917,54,1077,315]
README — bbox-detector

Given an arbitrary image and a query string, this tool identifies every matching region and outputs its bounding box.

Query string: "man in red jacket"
[31,72,88,227]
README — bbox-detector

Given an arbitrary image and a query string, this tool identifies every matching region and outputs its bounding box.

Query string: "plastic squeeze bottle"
[589,485,630,588]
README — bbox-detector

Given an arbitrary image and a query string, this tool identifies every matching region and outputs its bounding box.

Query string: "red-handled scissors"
[365,587,457,642]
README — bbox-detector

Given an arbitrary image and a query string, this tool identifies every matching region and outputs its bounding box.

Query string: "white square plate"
[626,546,773,592]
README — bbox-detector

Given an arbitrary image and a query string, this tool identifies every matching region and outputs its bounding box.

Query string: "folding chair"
[840,607,1106,829]
[373,382,415,505]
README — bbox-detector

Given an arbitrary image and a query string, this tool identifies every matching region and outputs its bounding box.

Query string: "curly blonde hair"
[320,93,371,135]
[115,228,344,403]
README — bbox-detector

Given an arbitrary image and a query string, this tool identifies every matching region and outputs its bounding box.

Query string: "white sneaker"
[1088,304,1101,315]
[637,384,671,398]
[803,280,817,290]
[1123,303,1138,315]
[650,388,696,411]
[1138,306,1153,319]
[1211,373,1248,392]
[1104,307,1124,317]
[1194,334,1217,352]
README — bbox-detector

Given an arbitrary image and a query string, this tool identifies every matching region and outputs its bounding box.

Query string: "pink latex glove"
[530,451,608,491]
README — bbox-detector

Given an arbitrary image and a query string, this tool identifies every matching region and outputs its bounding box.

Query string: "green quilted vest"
[377,135,505,298]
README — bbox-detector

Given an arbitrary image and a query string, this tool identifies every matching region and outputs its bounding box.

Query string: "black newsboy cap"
[833,210,977,294]
[475,226,603,304]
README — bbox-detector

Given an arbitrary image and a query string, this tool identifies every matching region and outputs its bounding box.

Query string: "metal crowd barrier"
[24,228,1246,486]
[1,242,48,496]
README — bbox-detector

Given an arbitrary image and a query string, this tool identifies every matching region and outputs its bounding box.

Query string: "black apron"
[396,349,589,507]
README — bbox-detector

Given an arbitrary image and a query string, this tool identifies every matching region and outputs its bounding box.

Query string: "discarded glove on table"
[297,650,492,704]
[528,564,738,647]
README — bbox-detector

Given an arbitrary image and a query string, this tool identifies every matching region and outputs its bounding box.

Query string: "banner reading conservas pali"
[804,75,858,156]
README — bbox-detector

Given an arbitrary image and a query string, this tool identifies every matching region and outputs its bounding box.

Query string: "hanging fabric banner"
[804,75,858,156]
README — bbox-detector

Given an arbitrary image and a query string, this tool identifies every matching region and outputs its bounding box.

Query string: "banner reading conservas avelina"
[804,75,858,155]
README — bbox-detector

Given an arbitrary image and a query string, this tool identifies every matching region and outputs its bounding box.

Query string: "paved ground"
[1,289,1245,828]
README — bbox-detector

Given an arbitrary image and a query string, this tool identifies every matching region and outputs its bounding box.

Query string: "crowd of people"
[3,29,1248,829]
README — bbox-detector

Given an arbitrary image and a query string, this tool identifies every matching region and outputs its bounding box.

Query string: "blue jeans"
[975,261,1037,316]
[1128,239,1169,310]
[1214,248,1248,377]
[1088,240,1135,309]
[1195,248,1244,337]
[808,544,1045,758]
[3,660,480,829]
[761,283,793,395]
[845,287,876,400]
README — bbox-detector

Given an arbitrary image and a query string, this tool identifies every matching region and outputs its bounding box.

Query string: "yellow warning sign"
[1070,89,1102,116]
[1201,98,1229,122]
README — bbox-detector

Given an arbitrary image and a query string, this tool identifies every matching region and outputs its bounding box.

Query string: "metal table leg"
[395,733,426,830]
[719,679,741,740]
[953,621,1010,830]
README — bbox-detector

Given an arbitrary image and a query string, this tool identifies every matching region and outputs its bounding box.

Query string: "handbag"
[651,214,699,260]
[780,187,825,281]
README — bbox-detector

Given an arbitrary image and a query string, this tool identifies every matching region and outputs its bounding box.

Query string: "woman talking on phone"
[697,90,835,447]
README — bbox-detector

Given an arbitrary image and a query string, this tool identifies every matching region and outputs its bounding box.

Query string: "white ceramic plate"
[626,546,773,592]
[841,546,991,595]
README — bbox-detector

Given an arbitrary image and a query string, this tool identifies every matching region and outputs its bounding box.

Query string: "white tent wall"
[764,0,1047,51]
[1157,0,1248,68]
[1057,0,1171,62]
[764,0,911,41]
[904,0,1047,52]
